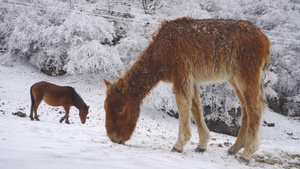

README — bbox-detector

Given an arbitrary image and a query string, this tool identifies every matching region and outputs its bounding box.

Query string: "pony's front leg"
[60,115,66,123]
[172,79,193,153]
[65,116,70,124]
[63,106,71,124]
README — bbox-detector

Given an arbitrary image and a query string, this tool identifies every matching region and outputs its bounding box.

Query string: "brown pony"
[30,81,89,124]
[103,17,270,162]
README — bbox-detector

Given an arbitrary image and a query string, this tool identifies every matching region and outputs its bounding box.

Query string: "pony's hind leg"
[228,79,248,155]
[240,88,262,162]
[29,86,35,121]
[191,83,210,152]
[33,105,40,121]
[32,98,42,121]
[172,78,193,152]
[62,106,70,124]
[29,107,35,121]
[234,74,263,162]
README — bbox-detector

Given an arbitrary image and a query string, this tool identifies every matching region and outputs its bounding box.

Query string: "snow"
[0,63,299,169]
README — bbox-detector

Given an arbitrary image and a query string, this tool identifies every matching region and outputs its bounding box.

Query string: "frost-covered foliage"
[65,40,123,76]
[1,0,299,134]
[0,1,122,76]
[145,82,177,114]
[116,14,158,67]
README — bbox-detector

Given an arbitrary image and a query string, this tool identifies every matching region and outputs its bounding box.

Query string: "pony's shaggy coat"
[104,17,270,162]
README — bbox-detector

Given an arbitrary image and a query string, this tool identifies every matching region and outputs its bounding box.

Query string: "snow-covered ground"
[0,63,299,169]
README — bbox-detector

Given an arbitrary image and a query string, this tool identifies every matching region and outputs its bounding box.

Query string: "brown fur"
[104,17,270,162]
[30,81,89,124]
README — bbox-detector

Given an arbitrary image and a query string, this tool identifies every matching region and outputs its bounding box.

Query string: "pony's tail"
[30,85,35,108]
[259,54,270,114]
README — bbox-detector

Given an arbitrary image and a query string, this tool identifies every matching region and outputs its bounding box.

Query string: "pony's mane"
[71,88,87,109]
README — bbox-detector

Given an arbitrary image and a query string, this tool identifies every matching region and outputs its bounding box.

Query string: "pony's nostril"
[118,140,123,144]
[110,137,115,142]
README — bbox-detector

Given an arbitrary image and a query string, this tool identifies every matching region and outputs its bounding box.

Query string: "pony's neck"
[72,89,86,110]
[123,51,163,101]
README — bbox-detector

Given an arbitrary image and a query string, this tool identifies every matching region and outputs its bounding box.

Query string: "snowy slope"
[0,63,299,169]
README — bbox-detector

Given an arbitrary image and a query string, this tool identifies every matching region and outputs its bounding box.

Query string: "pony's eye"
[117,108,124,113]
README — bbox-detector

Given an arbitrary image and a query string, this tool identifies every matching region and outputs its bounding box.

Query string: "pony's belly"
[193,69,231,84]
[43,97,62,107]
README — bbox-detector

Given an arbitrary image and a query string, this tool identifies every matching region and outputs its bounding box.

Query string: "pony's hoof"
[228,150,235,155]
[228,145,238,155]
[34,118,40,121]
[171,147,182,153]
[239,156,250,164]
[59,119,64,123]
[65,121,70,124]
[195,147,205,153]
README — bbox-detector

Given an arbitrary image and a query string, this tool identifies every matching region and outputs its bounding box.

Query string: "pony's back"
[149,17,270,83]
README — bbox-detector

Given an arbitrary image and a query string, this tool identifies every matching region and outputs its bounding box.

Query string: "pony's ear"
[117,78,128,94]
[103,79,111,88]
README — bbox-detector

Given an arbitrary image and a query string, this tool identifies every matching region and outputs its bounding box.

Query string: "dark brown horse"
[30,81,89,124]
[103,17,270,162]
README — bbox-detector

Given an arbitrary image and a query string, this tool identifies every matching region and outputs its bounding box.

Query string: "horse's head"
[103,79,140,144]
[79,105,89,124]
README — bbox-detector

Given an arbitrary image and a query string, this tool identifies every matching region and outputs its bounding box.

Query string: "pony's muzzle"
[81,121,85,124]
[110,137,115,142]
[109,137,124,144]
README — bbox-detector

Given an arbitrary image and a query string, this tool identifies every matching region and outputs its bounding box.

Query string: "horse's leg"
[191,83,210,152]
[29,107,34,121]
[228,79,248,155]
[29,86,35,120]
[237,77,262,162]
[33,97,42,121]
[60,114,66,123]
[172,77,193,153]
[63,106,70,124]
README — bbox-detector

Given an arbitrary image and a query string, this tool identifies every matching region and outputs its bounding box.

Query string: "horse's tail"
[30,85,35,108]
[259,52,271,114]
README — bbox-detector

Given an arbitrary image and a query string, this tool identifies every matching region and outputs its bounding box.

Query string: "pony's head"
[79,105,89,124]
[103,79,140,144]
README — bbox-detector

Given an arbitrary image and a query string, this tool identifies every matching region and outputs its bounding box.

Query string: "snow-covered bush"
[140,0,164,15]
[0,2,122,77]
[146,82,177,114]
[65,40,123,76]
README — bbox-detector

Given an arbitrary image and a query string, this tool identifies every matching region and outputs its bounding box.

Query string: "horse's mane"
[71,88,87,109]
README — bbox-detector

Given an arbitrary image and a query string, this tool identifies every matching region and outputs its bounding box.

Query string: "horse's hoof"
[239,156,250,164]
[171,147,182,153]
[65,121,70,124]
[195,147,205,153]
[228,150,235,155]
[29,116,34,121]
[35,118,40,121]
[228,145,238,155]
[59,119,64,123]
